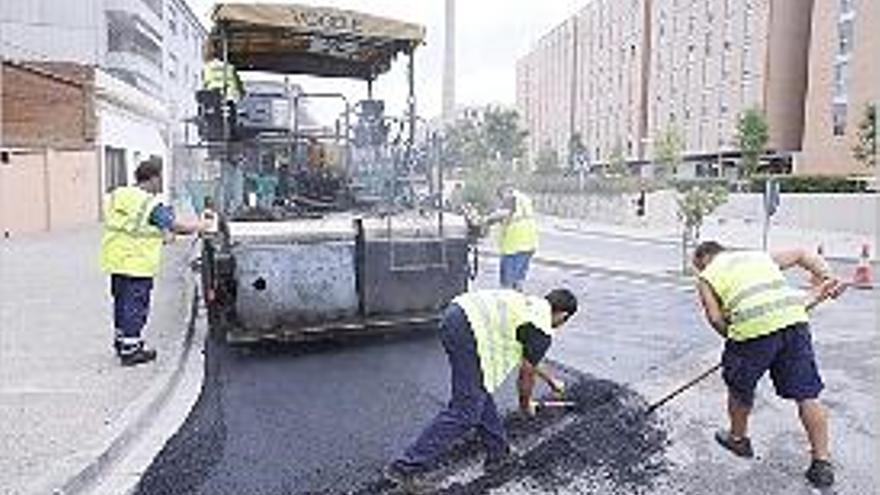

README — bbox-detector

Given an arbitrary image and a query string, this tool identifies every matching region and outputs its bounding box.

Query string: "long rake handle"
[645,293,835,415]
[646,362,721,414]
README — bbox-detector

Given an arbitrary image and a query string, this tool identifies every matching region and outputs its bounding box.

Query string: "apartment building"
[516,1,650,168]
[0,0,206,210]
[800,0,879,176]
[517,0,872,177]
[648,0,812,174]
[516,18,576,166]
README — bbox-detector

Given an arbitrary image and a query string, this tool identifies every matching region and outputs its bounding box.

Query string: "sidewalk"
[0,225,199,494]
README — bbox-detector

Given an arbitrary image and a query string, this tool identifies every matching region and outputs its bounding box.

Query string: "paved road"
[133,226,874,495]
[539,224,681,272]
[135,250,716,494]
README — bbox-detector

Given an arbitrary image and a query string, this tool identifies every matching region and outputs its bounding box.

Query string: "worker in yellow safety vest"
[203,57,243,103]
[483,185,539,290]
[100,160,211,366]
[693,241,846,488]
[384,288,578,491]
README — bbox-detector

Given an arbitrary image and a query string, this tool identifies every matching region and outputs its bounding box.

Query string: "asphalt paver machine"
[194,3,471,343]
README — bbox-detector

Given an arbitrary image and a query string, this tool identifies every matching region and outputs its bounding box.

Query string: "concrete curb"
[49,248,205,495]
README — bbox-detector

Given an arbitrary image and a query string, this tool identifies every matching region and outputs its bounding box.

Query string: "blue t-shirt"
[149,204,175,231]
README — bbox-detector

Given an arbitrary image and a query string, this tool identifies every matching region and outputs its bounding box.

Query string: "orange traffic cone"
[853,244,873,289]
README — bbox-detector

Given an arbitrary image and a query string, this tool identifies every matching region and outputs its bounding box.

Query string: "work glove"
[548,378,566,399]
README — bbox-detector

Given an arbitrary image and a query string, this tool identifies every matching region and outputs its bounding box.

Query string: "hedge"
[748,175,869,194]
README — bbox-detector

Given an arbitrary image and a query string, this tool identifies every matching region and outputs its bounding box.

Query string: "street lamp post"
[639,137,654,179]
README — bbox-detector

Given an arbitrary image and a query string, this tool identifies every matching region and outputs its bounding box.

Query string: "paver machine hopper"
[193,3,474,343]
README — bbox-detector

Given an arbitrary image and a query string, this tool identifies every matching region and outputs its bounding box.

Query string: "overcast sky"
[187,0,585,120]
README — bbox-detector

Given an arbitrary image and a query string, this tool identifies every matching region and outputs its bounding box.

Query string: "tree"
[654,126,683,178]
[853,103,877,169]
[607,142,627,177]
[534,141,559,173]
[567,132,588,171]
[442,106,528,173]
[443,114,487,170]
[482,106,529,170]
[736,108,769,178]
[676,185,729,273]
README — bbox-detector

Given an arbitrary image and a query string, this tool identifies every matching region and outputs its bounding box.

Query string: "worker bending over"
[384,288,577,490]
[483,185,538,291]
[693,241,845,488]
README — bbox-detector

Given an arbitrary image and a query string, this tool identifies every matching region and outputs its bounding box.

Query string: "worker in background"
[483,184,538,290]
[692,241,846,488]
[202,56,243,103]
[100,160,210,366]
[384,288,578,491]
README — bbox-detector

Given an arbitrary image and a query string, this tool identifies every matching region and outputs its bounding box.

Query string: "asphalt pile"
[357,375,670,495]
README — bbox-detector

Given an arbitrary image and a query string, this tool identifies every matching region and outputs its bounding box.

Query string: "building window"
[168,53,178,79]
[141,0,162,19]
[837,19,854,55]
[833,60,849,99]
[105,147,128,192]
[182,21,188,39]
[168,6,177,34]
[840,0,855,15]
[832,103,847,136]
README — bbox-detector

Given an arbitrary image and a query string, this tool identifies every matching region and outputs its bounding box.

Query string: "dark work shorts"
[721,322,824,407]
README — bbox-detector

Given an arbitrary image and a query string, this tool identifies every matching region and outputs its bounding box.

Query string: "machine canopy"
[208,3,426,79]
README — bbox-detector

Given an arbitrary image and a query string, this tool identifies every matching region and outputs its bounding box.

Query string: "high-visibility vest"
[453,289,552,392]
[700,251,808,341]
[203,59,241,102]
[499,190,538,255]
[100,186,164,277]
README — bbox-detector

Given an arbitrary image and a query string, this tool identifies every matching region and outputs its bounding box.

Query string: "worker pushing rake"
[676,241,847,489]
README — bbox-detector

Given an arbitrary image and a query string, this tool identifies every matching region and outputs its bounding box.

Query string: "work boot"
[714,429,754,458]
[805,459,835,488]
[382,462,434,494]
[120,348,158,367]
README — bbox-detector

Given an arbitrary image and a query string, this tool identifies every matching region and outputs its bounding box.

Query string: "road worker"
[202,56,243,103]
[483,185,538,290]
[100,159,210,366]
[692,241,845,488]
[384,288,578,491]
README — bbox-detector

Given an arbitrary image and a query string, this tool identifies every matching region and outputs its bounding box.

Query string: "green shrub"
[748,175,868,193]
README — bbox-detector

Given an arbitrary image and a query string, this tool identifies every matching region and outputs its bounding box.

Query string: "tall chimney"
[442,0,456,122]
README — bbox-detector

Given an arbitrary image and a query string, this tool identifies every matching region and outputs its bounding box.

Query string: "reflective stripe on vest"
[453,290,551,392]
[203,60,240,101]
[100,187,164,277]
[499,190,538,255]
[700,251,808,341]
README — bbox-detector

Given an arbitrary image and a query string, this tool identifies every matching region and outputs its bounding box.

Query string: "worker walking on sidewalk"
[483,185,538,291]
[692,241,846,488]
[100,159,209,366]
[384,288,577,491]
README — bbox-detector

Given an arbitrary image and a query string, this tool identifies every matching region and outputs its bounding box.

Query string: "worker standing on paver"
[384,288,577,491]
[692,241,846,488]
[483,185,538,290]
[100,159,209,366]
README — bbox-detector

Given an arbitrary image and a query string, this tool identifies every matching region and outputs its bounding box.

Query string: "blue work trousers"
[395,304,508,472]
[110,274,153,354]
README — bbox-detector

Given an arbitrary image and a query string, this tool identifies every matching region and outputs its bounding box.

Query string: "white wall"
[533,190,879,237]
[0,0,102,63]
